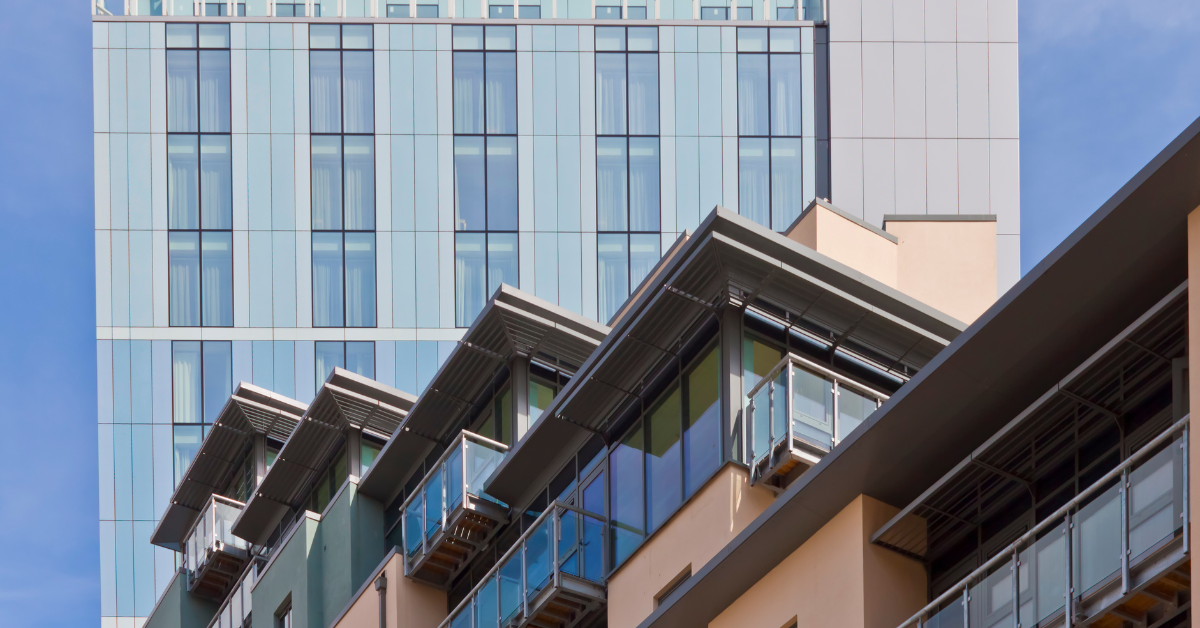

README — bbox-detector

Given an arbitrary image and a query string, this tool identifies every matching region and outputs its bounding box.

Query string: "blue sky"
[0,1,1199,625]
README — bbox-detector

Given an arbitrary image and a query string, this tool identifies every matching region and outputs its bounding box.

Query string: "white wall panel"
[893,43,925,138]
[926,138,958,213]
[925,0,956,41]
[894,139,927,213]
[893,0,924,41]
[988,0,1018,42]
[830,0,862,41]
[958,138,989,213]
[861,43,894,138]
[988,43,1019,138]
[829,42,863,138]
[830,138,864,214]
[925,43,957,138]
[957,0,988,42]
[957,43,989,138]
[990,138,1020,234]
[861,0,893,42]
[862,139,895,225]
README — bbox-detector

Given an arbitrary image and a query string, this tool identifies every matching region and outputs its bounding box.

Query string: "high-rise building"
[92,0,1019,625]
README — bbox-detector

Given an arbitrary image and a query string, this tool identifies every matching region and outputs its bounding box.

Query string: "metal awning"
[150,383,306,551]
[356,285,610,504]
[872,281,1188,561]
[231,368,417,545]
[485,206,963,504]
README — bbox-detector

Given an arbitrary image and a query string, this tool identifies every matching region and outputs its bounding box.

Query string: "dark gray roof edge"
[883,213,997,224]
[494,283,611,341]
[326,367,418,412]
[784,197,899,243]
[639,113,1200,628]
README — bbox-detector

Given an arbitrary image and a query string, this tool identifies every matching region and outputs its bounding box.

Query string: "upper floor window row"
[595,26,659,137]
[452,26,517,136]
[166,29,231,134]
[310,25,375,135]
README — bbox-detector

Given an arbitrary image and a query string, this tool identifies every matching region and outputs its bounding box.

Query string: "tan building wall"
[886,220,997,324]
[708,495,925,628]
[333,552,446,628]
[1186,208,1200,591]
[788,203,899,287]
[607,463,775,628]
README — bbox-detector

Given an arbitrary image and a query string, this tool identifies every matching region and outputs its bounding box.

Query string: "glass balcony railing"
[900,416,1190,628]
[401,430,510,587]
[442,501,608,628]
[745,353,887,488]
[184,494,250,599]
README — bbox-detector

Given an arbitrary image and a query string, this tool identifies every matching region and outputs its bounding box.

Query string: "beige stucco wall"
[1186,208,1200,591]
[607,463,776,628]
[886,220,997,324]
[333,552,446,628]
[788,205,900,288]
[708,495,925,628]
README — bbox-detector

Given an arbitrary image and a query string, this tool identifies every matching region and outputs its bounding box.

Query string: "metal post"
[441,460,448,532]
[1182,427,1190,555]
[1012,545,1021,628]
[1064,512,1073,628]
[747,398,755,475]
[831,380,839,446]
[401,507,409,575]
[768,379,775,455]
[553,509,561,588]
[786,362,794,451]
[521,539,529,620]
[961,586,969,628]
[1120,467,1130,595]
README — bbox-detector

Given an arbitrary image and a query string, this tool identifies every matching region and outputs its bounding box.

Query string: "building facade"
[93,0,1019,624]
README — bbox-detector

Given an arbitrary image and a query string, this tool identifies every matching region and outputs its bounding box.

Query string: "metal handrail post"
[747,398,756,479]
[786,363,795,451]
[961,586,969,628]
[1011,545,1020,628]
[521,537,529,620]
[553,508,562,589]
[768,379,775,455]
[1182,427,1190,556]
[1120,467,1130,595]
[401,506,410,575]
[441,459,448,532]
[1064,511,1073,628]
[831,379,840,446]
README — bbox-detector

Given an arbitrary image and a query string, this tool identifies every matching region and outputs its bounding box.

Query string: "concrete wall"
[827,0,1020,294]
[607,463,775,628]
[788,204,899,287]
[333,553,447,628]
[143,569,220,628]
[887,218,997,323]
[708,495,925,628]
[252,480,391,628]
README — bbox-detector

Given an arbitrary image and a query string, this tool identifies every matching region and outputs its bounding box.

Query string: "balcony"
[402,430,510,588]
[184,495,250,600]
[443,501,607,628]
[746,353,887,490]
[900,416,1190,628]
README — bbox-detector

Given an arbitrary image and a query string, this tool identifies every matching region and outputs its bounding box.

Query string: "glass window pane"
[455,233,487,327]
[167,135,199,229]
[791,366,833,448]
[313,232,345,327]
[171,341,202,424]
[342,24,373,49]
[346,342,375,378]
[646,389,682,533]
[595,54,627,135]
[201,232,233,327]
[198,23,230,48]
[201,341,232,423]
[486,25,517,50]
[596,138,628,231]
[838,386,874,440]
[610,422,644,567]
[487,233,519,294]
[454,52,485,134]
[199,50,231,132]
[528,378,557,425]
[166,24,197,48]
[685,347,721,497]
[738,138,769,228]
[315,341,344,387]
[628,53,658,135]
[486,52,517,134]
[310,51,342,133]
[166,50,198,132]
[454,136,486,231]
[487,136,518,229]
[343,51,374,134]
[595,27,626,51]
[311,136,343,230]
[769,54,801,136]
[453,25,485,49]
[769,27,801,52]
[629,137,660,230]
[742,335,783,397]
[345,233,376,327]
[737,54,768,135]
[517,4,539,17]
[173,426,204,485]
[597,234,629,324]
[310,24,341,48]
[199,135,232,229]
[168,232,201,326]
[737,27,768,52]
[628,27,658,51]
[770,138,802,230]
[343,136,375,230]
[629,233,660,288]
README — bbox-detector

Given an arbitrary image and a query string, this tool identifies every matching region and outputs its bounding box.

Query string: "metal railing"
[440,501,608,628]
[400,430,509,569]
[205,560,255,628]
[745,353,887,484]
[899,415,1190,628]
[183,494,249,589]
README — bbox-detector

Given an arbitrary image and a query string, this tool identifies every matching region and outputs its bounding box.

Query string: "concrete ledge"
[791,198,899,243]
[884,214,998,224]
